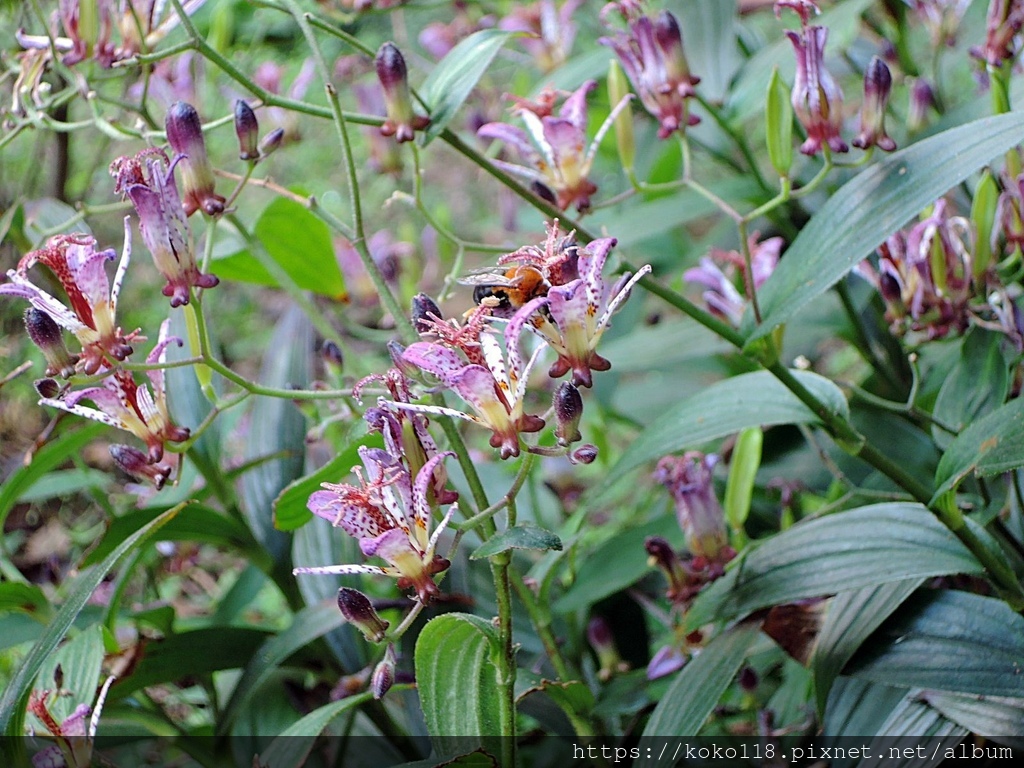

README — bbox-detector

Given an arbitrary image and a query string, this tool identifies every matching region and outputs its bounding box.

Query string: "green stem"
[694,93,771,195]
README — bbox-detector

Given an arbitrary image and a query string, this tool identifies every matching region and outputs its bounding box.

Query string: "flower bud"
[739,665,759,692]
[371,644,397,700]
[654,11,692,87]
[971,170,999,281]
[645,536,690,601]
[607,59,635,174]
[109,444,172,489]
[654,452,730,564]
[411,292,442,334]
[35,378,60,399]
[165,102,226,217]
[24,308,77,378]
[765,67,794,176]
[852,57,896,152]
[259,127,285,157]
[321,340,344,369]
[337,587,390,642]
[376,42,430,143]
[786,26,847,155]
[908,79,936,132]
[234,99,260,161]
[587,616,626,681]
[571,444,598,464]
[553,382,583,446]
[53,663,64,690]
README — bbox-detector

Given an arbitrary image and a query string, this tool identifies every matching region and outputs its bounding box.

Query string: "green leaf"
[556,514,684,613]
[470,524,562,560]
[213,197,345,298]
[933,396,1024,501]
[217,600,345,736]
[30,624,104,726]
[0,583,52,622]
[273,434,382,532]
[415,613,502,756]
[821,678,911,742]
[240,304,312,564]
[686,503,981,629]
[0,504,181,735]
[604,370,848,492]
[931,329,1008,451]
[256,691,374,768]
[420,30,520,146]
[811,578,923,716]
[82,505,261,568]
[515,671,595,718]
[670,0,739,101]
[922,692,1024,745]
[109,627,272,700]
[0,423,105,532]
[745,111,1024,345]
[642,622,760,745]
[847,589,1024,697]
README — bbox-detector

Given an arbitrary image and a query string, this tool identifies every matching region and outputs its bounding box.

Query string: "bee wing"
[456,270,523,288]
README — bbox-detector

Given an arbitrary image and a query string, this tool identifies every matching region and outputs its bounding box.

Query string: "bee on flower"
[0,221,140,375]
[294,448,457,604]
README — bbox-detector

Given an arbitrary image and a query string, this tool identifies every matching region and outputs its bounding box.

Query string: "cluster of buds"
[971,0,1024,68]
[16,0,207,69]
[600,3,700,139]
[684,234,783,326]
[858,200,974,339]
[478,81,632,212]
[777,1,896,156]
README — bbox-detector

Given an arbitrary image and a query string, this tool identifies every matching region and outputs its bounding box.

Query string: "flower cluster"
[600,3,701,139]
[684,234,782,326]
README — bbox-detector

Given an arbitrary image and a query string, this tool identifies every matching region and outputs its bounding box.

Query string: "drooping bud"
[853,57,896,152]
[375,42,430,143]
[24,309,77,378]
[371,644,397,700]
[259,128,285,157]
[908,79,936,132]
[587,616,627,681]
[165,102,226,217]
[571,444,598,464]
[53,664,64,690]
[234,99,260,161]
[645,536,691,602]
[607,59,635,173]
[321,340,344,369]
[553,382,583,446]
[411,292,442,334]
[109,444,172,489]
[337,587,390,642]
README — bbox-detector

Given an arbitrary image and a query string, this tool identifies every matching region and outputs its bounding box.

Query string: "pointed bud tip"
[234,100,260,161]
[411,293,442,333]
[375,42,408,88]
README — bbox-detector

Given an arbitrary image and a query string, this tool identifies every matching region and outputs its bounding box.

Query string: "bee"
[458,265,551,316]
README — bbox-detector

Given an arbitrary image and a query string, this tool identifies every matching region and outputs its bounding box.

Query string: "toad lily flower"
[396,301,548,459]
[0,222,139,375]
[786,24,848,155]
[478,80,632,212]
[295,449,457,604]
[29,676,115,768]
[530,237,652,387]
[38,320,190,470]
[111,148,218,307]
[600,8,701,138]
[654,452,733,566]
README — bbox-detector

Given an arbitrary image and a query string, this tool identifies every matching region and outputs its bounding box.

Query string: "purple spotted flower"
[38,319,190,473]
[294,448,457,604]
[111,148,218,307]
[29,676,115,768]
[0,223,139,375]
[600,6,701,138]
[529,237,652,387]
[478,81,632,212]
[394,304,547,459]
